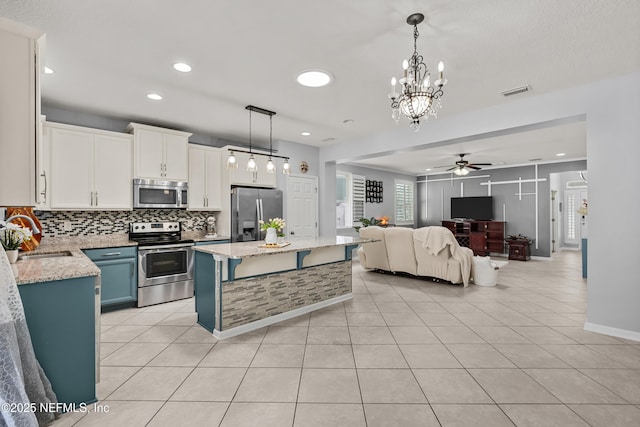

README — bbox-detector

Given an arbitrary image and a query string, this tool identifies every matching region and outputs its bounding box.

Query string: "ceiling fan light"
[460,168,469,176]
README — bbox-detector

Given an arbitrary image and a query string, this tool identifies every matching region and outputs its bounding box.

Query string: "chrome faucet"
[2,215,41,235]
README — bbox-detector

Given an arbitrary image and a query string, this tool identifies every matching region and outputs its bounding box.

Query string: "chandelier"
[388,13,447,132]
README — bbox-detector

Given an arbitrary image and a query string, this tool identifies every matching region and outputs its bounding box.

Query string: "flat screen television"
[451,196,494,220]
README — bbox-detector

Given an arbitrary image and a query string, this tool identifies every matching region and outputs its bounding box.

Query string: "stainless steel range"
[129,221,194,307]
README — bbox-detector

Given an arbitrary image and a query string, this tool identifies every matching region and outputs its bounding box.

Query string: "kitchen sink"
[18,250,74,261]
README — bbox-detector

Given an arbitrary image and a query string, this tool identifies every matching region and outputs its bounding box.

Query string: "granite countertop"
[193,235,374,259]
[182,231,231,242]
[11,233,231,285]
[11,234,135,285]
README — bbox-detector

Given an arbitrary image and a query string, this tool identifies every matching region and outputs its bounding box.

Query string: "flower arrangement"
[577,199,588,216]
[354,216,392,232]
[259,217,286,237]
[1,223,33,251]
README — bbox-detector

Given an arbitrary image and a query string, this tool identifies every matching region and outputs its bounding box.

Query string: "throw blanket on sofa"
[415,227,472,286]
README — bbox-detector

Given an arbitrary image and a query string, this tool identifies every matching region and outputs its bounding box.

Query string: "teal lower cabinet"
[18,276,97,405]
[83,246,137,307]
[194,240,228,332]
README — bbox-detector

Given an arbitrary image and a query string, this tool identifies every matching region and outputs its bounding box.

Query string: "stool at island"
[193,236,372,339]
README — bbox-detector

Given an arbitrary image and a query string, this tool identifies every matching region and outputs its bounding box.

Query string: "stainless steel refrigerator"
[231,187,283,242]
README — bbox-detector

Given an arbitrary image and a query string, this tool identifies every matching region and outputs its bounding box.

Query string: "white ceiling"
[348,120,588,175]
[2,0,639,173]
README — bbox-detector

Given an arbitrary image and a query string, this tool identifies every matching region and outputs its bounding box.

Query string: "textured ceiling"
[1,0,639,171]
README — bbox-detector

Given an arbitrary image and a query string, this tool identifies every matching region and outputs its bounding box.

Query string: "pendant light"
[266,114,275,173]
[228,105,290,175]
[246,108,257,172]
[226,150,238,169]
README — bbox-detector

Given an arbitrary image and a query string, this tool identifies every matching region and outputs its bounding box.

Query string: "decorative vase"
[265,228,278,245]
[6,249,19,264]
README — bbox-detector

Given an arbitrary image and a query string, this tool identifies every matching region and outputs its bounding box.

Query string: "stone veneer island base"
[193,236,371,339]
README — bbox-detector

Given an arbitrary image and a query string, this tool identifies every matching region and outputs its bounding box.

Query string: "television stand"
[442,220,506,256]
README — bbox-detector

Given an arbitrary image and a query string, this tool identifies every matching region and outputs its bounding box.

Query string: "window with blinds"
[566,193,575,239]
[395,180,414,224]
[352,175,366,222]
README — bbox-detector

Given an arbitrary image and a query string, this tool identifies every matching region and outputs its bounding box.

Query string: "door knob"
[290,231,295,235]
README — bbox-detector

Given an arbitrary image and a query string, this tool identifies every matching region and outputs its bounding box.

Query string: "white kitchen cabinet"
[48,122,132,210]
[228,150,277,187]
[36,115,50,210]
[188,145,222,210]
[127,123,191,181]
[0,18,44,206]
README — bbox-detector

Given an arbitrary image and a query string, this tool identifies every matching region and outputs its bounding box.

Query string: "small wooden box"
[508,239,530,261]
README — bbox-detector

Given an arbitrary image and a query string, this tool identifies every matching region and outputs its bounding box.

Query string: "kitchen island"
[193,236,371,339]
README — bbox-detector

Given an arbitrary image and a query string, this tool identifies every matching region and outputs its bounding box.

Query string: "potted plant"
[354,217,380,233]
[259,217,286,245]
[1,223,33,263]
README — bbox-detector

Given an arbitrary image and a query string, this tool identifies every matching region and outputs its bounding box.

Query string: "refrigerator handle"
[256,199,261,223]
[259,199,264,222]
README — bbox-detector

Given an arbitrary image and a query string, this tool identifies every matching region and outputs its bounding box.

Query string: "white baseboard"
[584,321,640,343]
[213,293,353,340]
[530,255,552,261]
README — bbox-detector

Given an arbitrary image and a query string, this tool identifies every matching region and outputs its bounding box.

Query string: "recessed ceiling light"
[425,168,432,171]
[343,119,354,124]
[301,132,311,136]
[173,62,192,72]
[147,93,163,101]
[529,158,543,162]
[44,66,54,74]
[556,152,566,157]
[296,70,333,87]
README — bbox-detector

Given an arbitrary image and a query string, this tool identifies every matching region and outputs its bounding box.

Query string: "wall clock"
[299,161,309,174]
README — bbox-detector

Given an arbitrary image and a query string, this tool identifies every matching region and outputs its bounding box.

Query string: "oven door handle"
[138,243,194,251]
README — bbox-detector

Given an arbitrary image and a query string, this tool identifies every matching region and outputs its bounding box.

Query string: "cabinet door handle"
[101,252,122,257]
[95,192,98,206]
[90,192,94,206]
[40,171,47,202]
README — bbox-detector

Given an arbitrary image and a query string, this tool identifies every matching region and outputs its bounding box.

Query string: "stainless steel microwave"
[133,178,188,209]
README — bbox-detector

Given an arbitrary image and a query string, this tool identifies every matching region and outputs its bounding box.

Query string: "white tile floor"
[53,251,640,426]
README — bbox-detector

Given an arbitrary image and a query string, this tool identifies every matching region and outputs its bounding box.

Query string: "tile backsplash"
[35,210,215,237]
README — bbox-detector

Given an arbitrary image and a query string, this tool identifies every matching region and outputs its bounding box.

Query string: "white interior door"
[286,175,318,240]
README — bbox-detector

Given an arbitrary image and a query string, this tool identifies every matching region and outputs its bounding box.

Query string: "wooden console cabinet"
[442,220,505,256]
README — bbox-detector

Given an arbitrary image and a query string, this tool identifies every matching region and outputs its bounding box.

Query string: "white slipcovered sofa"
[357,226,473,286]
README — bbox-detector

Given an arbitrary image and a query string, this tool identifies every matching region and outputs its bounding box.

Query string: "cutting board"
[5,207,42,251]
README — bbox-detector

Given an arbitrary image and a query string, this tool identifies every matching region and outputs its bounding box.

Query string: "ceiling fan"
[437,153,492,176]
